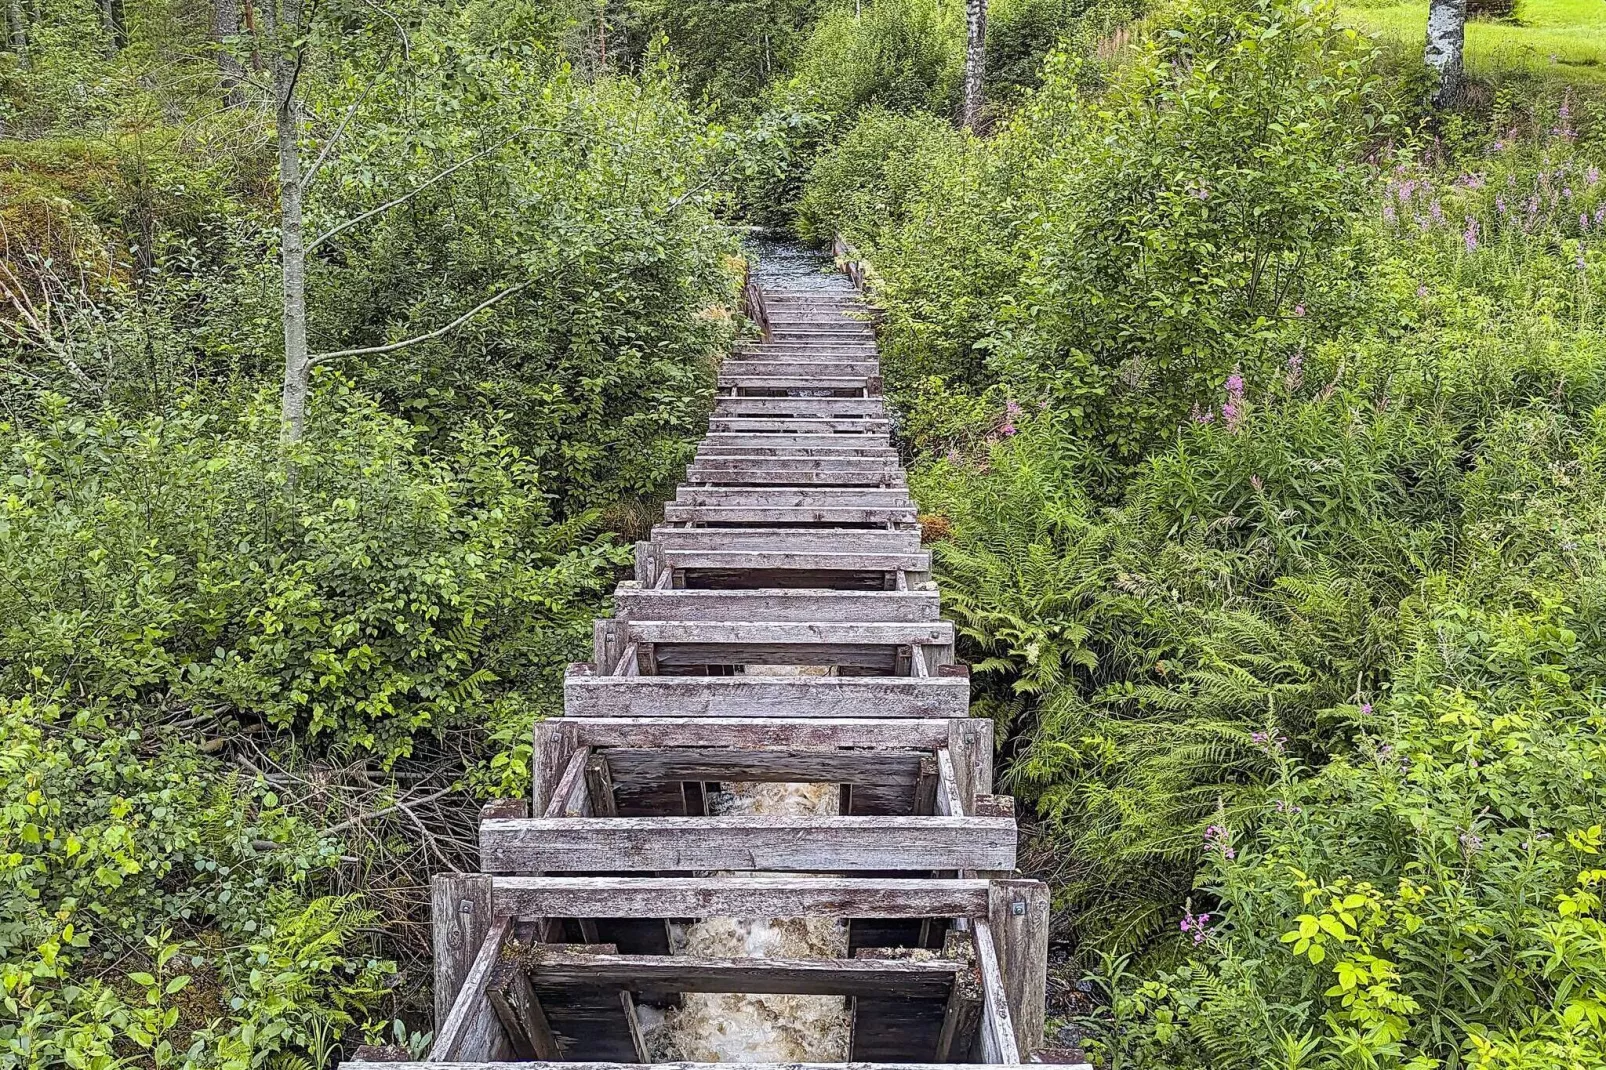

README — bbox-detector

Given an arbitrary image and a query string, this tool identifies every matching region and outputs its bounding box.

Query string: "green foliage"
[788,0,965,118]
[0,386,622,763]
[635,0,827,110]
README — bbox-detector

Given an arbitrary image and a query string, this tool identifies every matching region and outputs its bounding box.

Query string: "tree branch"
[306,127,536,253]
[308,280,531,363]
[301,57,393,192]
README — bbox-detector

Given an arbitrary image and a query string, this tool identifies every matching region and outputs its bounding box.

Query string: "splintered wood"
[403,247,1072,1070]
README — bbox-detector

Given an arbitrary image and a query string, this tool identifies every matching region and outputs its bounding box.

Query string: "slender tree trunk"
[1424,0,1465,109]
[8,0,28,69]
[960,0,987,131]
[242,0,262,71]
[213,0,246,106]
[271,0,312,443]
[105,0,126,48]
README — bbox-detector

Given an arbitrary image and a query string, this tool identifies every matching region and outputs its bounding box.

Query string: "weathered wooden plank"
[686,468,906,487]
[519,949,961,998]
[479,815,1018,873]
[663,549,929,573]
[988,881,1049,1055]
[561,716,958,750]
[933,951,983,1062]
[972,920,1022,1065]
[362,1062,1074,1070]
[625,621,953,647]
[715,397,886,416]
[650,643,899,670]
[934,749,966,818]
[491,876,994,919]
[562,671,969,719]
[431,914,513,1062]
[720,374,872,390]
[542,747,593,819]
[699,433,893,450]
[675,488,910,506]
[946,720,994,802]
[432,874,495,1031]
[647,528,922,554]
[697,442,896,457]
[488,957,560,1060]
[600,747,926,785]
[723,361,881,377]
[706,417,891,434]
[612,588,939,624]
[687,455,901,472]
[532,720,581,818]
[664,504,917,526]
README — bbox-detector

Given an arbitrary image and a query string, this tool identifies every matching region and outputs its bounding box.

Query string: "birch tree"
[213,0,246,105]
[1424,0,1465,109]
[960,0,986,130]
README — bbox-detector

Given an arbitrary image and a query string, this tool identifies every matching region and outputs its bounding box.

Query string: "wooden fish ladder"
[347,250,1074,1070]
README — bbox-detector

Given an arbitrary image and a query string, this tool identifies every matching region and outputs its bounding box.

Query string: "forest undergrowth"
[5,0,1606,1069]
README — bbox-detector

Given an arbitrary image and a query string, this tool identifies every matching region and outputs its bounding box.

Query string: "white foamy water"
[648,667,853,1062]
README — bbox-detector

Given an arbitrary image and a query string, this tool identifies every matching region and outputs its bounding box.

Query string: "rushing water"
[643,243,861,1062]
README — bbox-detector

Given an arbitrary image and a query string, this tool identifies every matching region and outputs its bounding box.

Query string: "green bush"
[0,386,623,764]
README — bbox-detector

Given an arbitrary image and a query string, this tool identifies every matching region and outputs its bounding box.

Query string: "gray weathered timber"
[358,1061,1079,1070]
[697,442,896,457]
[599,747,926,785]
[686,469,906,487]
[559,716,960,750]
[624,621,954,647]
[478,815,1018,872]
[972,919,1022,1065]
[561,672,969,719]
[675,488,911,507]
[715,397,886,416]
[647,528,922,554]
[612,587,939,623]
[664,504,917,526]
[686,455,902,472]
[518,949,963,997]
[431,913,513,1061]
[989,880,1050,1054]
[662,548,929,573]
[490,875,995,919]
[722,361,881,378]
[432,874,494,1031]
[706,417,891,433]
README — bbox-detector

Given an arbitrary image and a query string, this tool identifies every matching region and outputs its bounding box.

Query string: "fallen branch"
[308,280,531,363]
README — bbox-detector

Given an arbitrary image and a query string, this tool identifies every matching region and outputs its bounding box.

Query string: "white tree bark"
[1424,0,1465,109]
[213,0,246,106]
[271,0,312,443]
[960,0,987,131]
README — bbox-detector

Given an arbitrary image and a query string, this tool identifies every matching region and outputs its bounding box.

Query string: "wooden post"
[988,878,1049,1054]
[431,873,493,1031]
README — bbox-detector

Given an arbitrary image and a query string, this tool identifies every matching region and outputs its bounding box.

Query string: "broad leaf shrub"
[0,385,623,765]
[802,0,1390,477]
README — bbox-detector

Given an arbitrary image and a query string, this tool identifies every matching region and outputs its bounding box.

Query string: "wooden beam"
[487,957,559,1060]
[531,720,580,817]
[933,954,983,1062]
[520,948,962,998]
[430,915,514,1062]
[356,1061,1072,1070]
[619,993,649,1063]
[599,747,926,785]
[934,749,965,817]
[479,815,1018,873]
[988,880,1050,1055]
[541,747,592,819]
[972,919,1022,1065]
[615,587,940,624]
[432,874,493,1030]
[562,716,958,751]
[660,549,931,573]
[490,876,994,919]
[562,672,969,719]
[624,621,953,647]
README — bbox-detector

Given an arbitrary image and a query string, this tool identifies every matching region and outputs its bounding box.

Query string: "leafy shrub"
[788,0,965,118]
[0,385,623,763]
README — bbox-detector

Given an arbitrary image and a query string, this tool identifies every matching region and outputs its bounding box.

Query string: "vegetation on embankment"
[783,0,1606,1066]
[8,0,1606,1067]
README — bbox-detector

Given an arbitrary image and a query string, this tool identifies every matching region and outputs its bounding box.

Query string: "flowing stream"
[644,243,861,1062]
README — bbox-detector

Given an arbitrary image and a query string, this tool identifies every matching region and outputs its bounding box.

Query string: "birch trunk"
[271,0,312,443]
[960,0,987,131]
[8,0,27,69]
[1424,0,1465,109]
[213,0,246,106]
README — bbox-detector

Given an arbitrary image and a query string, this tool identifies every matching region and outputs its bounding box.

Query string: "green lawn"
[1340,0,1606,81]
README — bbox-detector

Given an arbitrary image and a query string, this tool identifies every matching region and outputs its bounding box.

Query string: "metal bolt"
[458,898,475,915]
[1012,901,1026,916]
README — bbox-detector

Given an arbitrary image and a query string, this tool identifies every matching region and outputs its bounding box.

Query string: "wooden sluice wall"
[344,248,1075,1070]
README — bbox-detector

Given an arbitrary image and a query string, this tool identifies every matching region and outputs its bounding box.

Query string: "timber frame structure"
[345,246,1075,1070]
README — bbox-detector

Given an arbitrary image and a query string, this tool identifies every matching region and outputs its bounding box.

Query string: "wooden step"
[685,468,905,486]
[662,549,929,572]
[620,620,953,647]
[648,527,921,553]
[719,376,877,395]
[478,814,1017,872]
[725,361,879,377]
[696,443,897,458]
[548,715,984,750]
[699,433,893,450]
[674,487,912,506]
[490,874,994,919]
[688,453,898,469]
[562,671,968,718]
[715,397,887,416]
[663,503,916,525]
[707,417,890,434]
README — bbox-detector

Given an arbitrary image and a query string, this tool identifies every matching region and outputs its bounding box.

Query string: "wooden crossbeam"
[490,876,995,919]
[598,747,926,785]
[623,621,954,647]
[562,671,969,718]
[663,504,917,526]
[479,814,1018,872]
[611,587,940,623]
[557,716,980,751]
[685,468,906,487]
[517,948,962,998]
[706,417,891,433]
[686,455,901,471]
[675,488,910,506]
[661,549,929,573]
[647,528,922,553]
